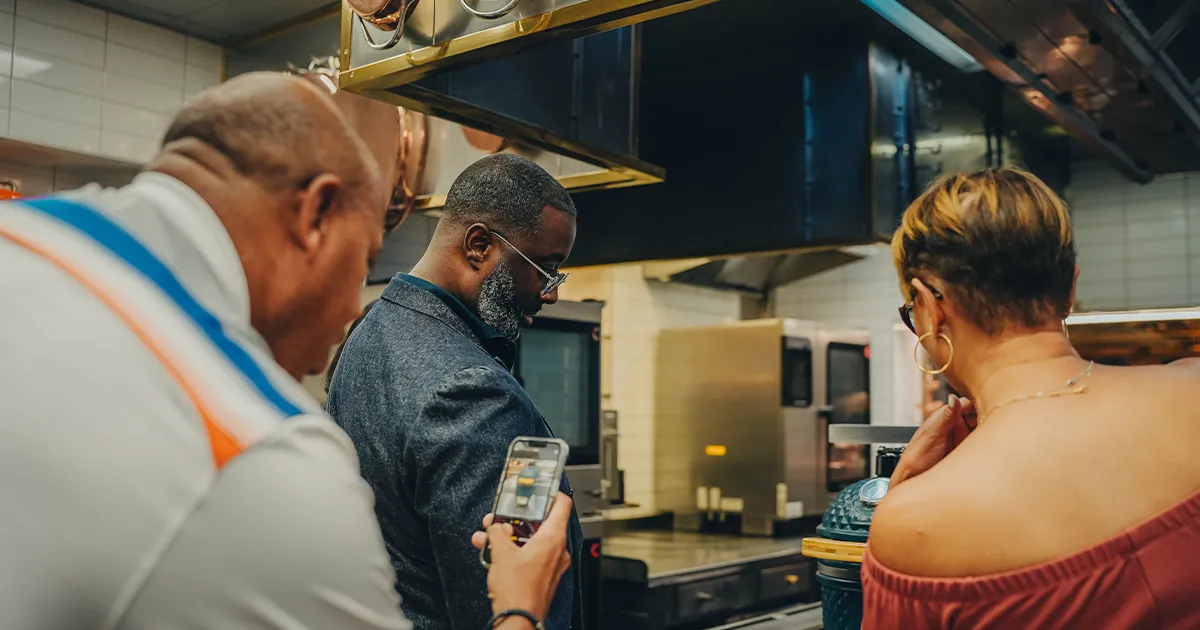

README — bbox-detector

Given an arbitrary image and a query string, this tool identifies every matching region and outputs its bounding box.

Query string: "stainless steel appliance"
[514,299,605,628]
[655,319,871,536]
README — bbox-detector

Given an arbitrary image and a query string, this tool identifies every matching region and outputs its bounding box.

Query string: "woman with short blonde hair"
[864,167,1200,629]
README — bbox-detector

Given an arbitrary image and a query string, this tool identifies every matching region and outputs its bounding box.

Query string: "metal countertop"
[603,531,807,580]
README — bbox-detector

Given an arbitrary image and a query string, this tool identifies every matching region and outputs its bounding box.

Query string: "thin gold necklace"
[976,361,1095,424]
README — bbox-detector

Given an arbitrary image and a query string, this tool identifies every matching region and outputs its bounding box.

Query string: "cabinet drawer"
[760,563,810,601]
[675,575,752,622]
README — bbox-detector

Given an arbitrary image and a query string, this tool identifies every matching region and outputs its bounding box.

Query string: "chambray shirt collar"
[392,273,517,370]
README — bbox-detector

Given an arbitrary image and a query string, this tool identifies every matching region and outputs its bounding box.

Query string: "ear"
[291,173,343,254]
[463,223,494,270]
[910,277,945,335]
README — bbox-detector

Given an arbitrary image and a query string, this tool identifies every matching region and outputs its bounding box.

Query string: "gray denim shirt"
[326,274,582,630]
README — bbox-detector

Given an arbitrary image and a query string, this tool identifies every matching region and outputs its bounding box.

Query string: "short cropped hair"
[891,167,1076,335]
[441,154,576,238]
[162,74,375,211]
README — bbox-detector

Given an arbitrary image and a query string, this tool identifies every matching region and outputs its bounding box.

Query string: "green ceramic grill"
[801,447,903,630]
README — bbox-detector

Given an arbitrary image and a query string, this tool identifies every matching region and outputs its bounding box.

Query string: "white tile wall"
[774,245,906,427]
[1068,162,1200,311]
[0,1,223,165]
[0,159,135,196]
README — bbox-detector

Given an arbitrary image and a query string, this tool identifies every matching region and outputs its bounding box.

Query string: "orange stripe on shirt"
[0,224,244,469]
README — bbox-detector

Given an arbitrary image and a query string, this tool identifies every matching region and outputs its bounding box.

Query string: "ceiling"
[72,0,338,45]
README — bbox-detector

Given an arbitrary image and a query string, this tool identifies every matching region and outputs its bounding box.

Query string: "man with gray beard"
[326,154,582,630]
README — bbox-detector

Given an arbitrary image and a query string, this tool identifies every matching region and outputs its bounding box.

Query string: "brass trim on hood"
[339,0,722,89]
[350,82,665,191]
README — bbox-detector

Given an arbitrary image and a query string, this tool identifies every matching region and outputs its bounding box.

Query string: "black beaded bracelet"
[487,608,544,630]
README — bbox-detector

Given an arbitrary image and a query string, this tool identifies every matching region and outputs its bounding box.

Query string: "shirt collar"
[128,171,252,324]
[395,274,517,369]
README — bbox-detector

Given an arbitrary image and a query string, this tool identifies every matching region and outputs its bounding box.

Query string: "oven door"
[514,311,601,467]
[825,342,871,492]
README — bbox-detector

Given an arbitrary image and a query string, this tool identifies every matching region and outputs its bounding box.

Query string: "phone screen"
[493,439,564,545]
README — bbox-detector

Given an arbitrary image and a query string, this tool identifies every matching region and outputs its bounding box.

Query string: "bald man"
[0,74,569,630]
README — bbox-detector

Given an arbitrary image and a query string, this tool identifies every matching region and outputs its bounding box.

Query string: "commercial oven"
[656,319,871,536]
[513,299,604,628]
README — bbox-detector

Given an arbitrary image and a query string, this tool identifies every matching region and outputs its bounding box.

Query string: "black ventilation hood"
[566,0,1070,270]
[896,0,1200,182]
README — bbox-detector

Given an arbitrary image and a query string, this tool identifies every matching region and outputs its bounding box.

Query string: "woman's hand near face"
[891,395,976,487]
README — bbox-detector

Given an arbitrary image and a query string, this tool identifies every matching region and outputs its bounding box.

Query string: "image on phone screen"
[493,440,563,545]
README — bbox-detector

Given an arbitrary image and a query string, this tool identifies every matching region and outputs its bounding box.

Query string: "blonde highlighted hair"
[891,167,1075,334]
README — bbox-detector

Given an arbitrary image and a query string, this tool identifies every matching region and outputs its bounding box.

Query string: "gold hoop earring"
[914,332,954,375]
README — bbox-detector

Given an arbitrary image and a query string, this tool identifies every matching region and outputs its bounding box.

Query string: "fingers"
[480,513,494,529]
[472,531,487,551]
[538,493,573,535]
[486,523,516,562]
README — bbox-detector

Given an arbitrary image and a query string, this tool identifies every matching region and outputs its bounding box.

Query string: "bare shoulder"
[869,439,1027,578]
[869,472,974,577]
[1169,358,1200,372]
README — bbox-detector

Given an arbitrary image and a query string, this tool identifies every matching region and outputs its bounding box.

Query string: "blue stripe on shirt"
[19,196,304,418]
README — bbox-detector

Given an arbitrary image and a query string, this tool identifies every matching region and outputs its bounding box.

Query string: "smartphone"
[480,436,569,567]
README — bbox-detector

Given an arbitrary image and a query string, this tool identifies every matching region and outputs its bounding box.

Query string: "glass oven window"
[514,320,600,466]
[827,342,871,491]
[781,337,813,407]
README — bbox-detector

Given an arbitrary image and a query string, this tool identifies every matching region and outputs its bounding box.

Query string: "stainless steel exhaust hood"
[894,0,1200,182]
[335,0,725,193]
[642,249,874,295]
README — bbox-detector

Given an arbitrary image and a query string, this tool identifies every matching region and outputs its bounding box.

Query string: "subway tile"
[104,42,185,90]
[1076,247,1125,273]
[16,0,105,39]
[0,0,12,14]
[1073,223,1126,247]
[185,36,222,71]
[101,101,169,140]
[106,14,185,62]
[1126,197,1186,221]
[103,71,182,114]
[11,79,101,126]
[1070,201,1124,228]
[1127,235,1186,261]
[0,12,13,45]
[0,107,9,135]
[15,18,104,69]
[9,110,100,154]
[100,130,158,164]
[183,66,218,99]
[1127,258,1186,281]
[1126,216,1187,242]
[13,48,103,97]
[1126,177,1185,202]
[1190,277,1200,304]
[1127,278,1189,308]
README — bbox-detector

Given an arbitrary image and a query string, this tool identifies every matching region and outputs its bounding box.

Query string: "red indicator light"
[864,346,871,359]
[590,543,601,559]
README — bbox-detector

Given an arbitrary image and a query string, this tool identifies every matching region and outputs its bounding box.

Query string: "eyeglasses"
[899,284,944,333]
[490,231,569,297]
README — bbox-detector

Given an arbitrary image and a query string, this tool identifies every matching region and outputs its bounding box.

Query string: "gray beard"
[478,259,524,342]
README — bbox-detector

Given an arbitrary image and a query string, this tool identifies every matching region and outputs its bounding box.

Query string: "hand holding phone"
[472,493,573,621]
[480,437,569,567]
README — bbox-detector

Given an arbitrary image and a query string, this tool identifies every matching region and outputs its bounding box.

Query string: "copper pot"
[347,0,419,31]
[461,125,508,154]
[290,64,428,233]
[388,108,429,232]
